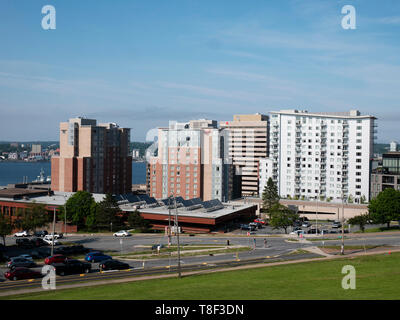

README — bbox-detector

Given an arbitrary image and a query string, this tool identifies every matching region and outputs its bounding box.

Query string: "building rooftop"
[129,202,256,219]
[270,109,376,119]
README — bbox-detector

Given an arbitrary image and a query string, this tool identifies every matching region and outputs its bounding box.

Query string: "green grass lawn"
[4,252,400,300]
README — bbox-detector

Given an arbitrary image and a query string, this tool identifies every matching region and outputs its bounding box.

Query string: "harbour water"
[0,161,146,186]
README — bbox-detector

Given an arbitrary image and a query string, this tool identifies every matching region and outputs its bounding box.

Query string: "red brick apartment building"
[51,118,132,195]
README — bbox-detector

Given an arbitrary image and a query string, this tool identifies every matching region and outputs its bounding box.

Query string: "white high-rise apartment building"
[264,109,377,202]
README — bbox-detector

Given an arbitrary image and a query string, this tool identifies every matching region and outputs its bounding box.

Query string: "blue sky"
[0,0,399,142]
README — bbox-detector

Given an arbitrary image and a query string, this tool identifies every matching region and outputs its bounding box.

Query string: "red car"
[4,267,42,281]
[254,218,267,225]
[44,254,67,265]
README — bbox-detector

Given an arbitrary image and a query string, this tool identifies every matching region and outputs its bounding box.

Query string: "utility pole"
[174,196,181,279]
[341,191,345,255]
[168,195,172,248]
[51,207,56,256]
[315,195,319,236]
[64,194,67,238]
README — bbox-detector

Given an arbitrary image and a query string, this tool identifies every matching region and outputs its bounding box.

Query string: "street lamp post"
[64,194,67,238]
[174,196,181,279]
[315,195,319,236]
[51,207,56,256]
[341,191,345,255]
[168,196,172,248]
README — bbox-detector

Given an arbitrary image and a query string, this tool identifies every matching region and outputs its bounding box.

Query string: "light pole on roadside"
[64,194,67,238]
[168,195,172,248]
[51,207,56,256]
[174,196,181,279]
[341,191,345,255]
[315,194,319,236]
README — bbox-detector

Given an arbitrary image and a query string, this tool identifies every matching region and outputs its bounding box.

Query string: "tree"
[360,195,367,204]
[14,202,49,233]
[269,203,299,234]
[348,194,354,204]
[0,214,13,246]
[94,194,123,231]
[348,214,369,233]
[368,188,400,228]
[62,191,96,229]
[128,210,150,232]
[262,178,280,217]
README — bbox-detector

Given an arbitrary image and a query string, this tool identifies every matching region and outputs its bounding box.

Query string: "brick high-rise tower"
[51,117,132,194]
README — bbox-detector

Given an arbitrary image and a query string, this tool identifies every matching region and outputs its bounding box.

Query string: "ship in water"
[32,168,51,183]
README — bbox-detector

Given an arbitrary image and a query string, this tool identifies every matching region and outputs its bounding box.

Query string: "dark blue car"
[84,251,112,263]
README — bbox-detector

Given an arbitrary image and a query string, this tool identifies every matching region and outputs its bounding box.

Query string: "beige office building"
[220,114,269,197]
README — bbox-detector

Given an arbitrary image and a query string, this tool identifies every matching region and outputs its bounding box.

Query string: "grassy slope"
[5,253,400,300]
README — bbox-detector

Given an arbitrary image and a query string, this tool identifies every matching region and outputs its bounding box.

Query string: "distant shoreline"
[0,160,50,163]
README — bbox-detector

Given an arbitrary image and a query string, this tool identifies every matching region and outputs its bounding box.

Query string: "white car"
[43,237,60,245]
[113,230,131,237]
[290,230,305,236]
[44,234,60,241]
[14,231,28,237]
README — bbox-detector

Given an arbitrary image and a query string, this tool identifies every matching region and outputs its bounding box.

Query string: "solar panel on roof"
[181,199,193,207]
[175,196,185,204]
[202,200,214,209]
[190,198,202,205]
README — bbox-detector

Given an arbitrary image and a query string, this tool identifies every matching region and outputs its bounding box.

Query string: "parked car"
[332,221,342,228]
[51,259,91,276]
[113,230,132,237]
[290,230,305,236]
[240,224,256,231]
[16,254,33,261]
[33,230,48,238]
[14,230,28,237]
[44,234,62,241]
[43,238,60,246]
[45,254,67,265]
[293,227,303,232]
[302,221,311,228]
[307,228,321,234]
[321,229,330,235]
[30,237,48,247]
[254,218,267,225]
[4,267,42,281]
[249,222,262,229]
[6,257,36,269]
[84,251,112,263]
[16,238,34,248]
[99,259,130,271]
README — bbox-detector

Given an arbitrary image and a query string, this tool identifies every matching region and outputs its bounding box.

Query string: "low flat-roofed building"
[121,199,257,233]
[245,197,368,221]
